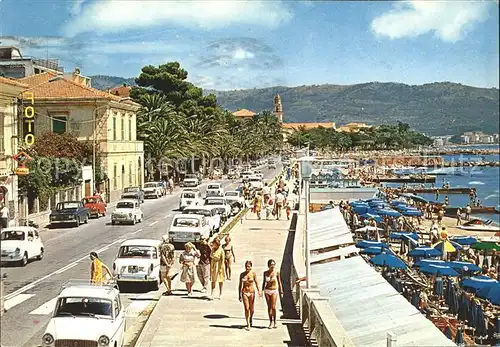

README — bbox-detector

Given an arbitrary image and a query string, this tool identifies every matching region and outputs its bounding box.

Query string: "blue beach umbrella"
[408,247,441,258]
[374,209,401,217]
[448,284,460,315]
[359,213,383,223]
[461,276,498,292]
[370,253,407,269]
[455,327,464,345]
[414,259,447,268]
[356,240,389,249]
[402,209,423,217]
[420,264,459,277]
[389,232,418,240]
[475,303,487,337]
[449,261,482,273]
[476,283,500,305]
[433,240,463,253]
[360,247,385,255]
[451,236,478,246]
[458,293,469,322]
[434,276,444,297]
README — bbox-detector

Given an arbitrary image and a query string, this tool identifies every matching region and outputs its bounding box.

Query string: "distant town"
[432,131,500,147]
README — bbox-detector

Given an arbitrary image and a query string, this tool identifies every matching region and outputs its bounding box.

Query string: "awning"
[308,207,354,251]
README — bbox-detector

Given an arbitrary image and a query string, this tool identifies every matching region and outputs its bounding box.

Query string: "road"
[0,166,281,347]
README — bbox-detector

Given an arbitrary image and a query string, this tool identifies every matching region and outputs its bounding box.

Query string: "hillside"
[90,75,136,90]
[90,76,499,135]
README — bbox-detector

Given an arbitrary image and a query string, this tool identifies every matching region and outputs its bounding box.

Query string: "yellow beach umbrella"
[432,240,460,253]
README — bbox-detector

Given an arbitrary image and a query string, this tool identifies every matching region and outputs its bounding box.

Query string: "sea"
[383,144,500,225]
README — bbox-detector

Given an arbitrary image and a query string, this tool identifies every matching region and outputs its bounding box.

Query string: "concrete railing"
[290,200,356,347]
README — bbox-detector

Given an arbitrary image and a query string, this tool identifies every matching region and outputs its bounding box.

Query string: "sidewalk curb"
[133,170,286,347]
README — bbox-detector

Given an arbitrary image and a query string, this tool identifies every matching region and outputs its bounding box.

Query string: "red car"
[82,195,107,218]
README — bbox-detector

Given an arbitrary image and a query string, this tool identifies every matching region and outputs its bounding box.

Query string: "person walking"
[222,236,236,280]
[159,236,175,295]
[456,208,462,226]
[196,236,211,293]
[90,252,113,285]
[0,204,8,230]
[179,242,200,296]
[465,204,472,220]
[238,261,262,331]
[209,238,225,300]
[275,190,285,220]
[262,259,283,329]
[253,193,263,220]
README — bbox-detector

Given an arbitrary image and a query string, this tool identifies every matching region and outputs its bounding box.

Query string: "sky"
[0,0,498,90]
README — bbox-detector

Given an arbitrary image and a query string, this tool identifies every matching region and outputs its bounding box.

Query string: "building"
[0,76,28,226]
[0,46,64,79]
[460,131,497,144]
[232,108,256,120]
[336,122,372,133]
[109,84,132,98]
[18,70,144,203]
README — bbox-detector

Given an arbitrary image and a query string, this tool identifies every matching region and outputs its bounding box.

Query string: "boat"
[457,219,500,232]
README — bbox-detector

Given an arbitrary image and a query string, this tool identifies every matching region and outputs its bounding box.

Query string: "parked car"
[82,195,107,218]
[111,199,143,225]
[183,206,221,236]
[49,201,90,227]
[167,214,211,246]
[122,186,145,203]
[182,177,199,187]
[113,239,161,290]
[143,182,163,199]
[224,190,245,214]
[41,282,125,347]
[203,197,231,221]
[179,190,202,211]
[206,183,224,197]
[0,227,44,266]
[248,176,264,190]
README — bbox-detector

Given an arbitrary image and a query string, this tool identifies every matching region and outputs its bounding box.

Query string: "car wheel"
[75,217,80,227]
[20,252,28,267]
[84,215,89,224]
[37,248,44,260]
[152,277,159,291]
[112,220,116,225]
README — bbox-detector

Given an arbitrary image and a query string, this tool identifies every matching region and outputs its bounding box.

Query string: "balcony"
[99,140,144,154]
[0,56,64,73]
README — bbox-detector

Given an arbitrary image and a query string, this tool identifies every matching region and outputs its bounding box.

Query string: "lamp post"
[299,156,313,289]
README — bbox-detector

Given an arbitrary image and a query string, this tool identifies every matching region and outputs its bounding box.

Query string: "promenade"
[135,198,307,347]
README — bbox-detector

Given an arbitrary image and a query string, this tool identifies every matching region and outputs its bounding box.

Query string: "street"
[0,167,280,347]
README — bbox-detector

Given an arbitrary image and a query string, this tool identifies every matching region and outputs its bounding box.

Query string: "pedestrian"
[265,196,274,220]
[456,208,462,226]
[0,204,8,229]
[285,202,291,220]
[275,190,285,220]
[168,177,174,194]
[253,193,263,220]
[222,236,235,281]
[89,252,113,285]
[262,259,283,329]
[179,242,200,296]
[209,238,225,300]
[465,204,472,220]
[196,236,211,293]
[238,261,262,331]
[437,209,444,225]
[444,196,449,206]
[262,183,270,204]
[159,236,175,295]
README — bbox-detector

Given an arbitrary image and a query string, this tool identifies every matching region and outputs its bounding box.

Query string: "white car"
[203,197,231,218]
[113,239,161,290]
[111,199,143,225]
[167,214,211,245]
[179,190,202,210]
[182,177,199,187]
[0,227,44,267]
[206,183,224,197]
[183,206,222,236]
[248,176,263,190]
[224,191,245,215]
[143,182,163,199]
[41,282,125,347]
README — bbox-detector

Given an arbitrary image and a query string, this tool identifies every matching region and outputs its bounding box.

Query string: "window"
[52,116,67,134]
[0,113,4,153]
[128,118,132,140]
[112,117,117,140]
[121,118,125,140]
[113,164,117,190]
[129,162,133,185]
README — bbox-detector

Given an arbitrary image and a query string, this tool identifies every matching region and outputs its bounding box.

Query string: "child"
[285,202,291,220]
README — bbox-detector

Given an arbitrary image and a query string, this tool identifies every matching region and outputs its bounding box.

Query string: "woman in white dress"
[179,242,200,296]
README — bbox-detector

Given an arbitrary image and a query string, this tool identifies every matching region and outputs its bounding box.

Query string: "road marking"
[149,221,158,226]
[132,229,142,235]
[54,262,78,275]
[29,296,58,315]
[4,294,35,311]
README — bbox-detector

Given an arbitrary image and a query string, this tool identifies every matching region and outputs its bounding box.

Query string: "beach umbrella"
[359,213,383,223]
[468,299,478,329]
[389,232,418,240]
[475,303,487,338]
[471,242,500,251]
[448,284,460,315]
[411,291,420,308]
[458,293,469,322]
[451,236,478,246]
[408,247,442,258]
[476,283,500,305]
[360,247,385,255]
[356,240,389,249]
[374,209,401,217]
[461,276,498,292]
[370,253,407,269]
[355,226,383,232]
[455,327,464,345]
[449,261,482,273]
[414,259,447,268]
[443,325,452,339]
[433,240,463,253]
[420,264,459,277]
[391,200,407,206]
[402,209,423,217]
[434,275,444,297]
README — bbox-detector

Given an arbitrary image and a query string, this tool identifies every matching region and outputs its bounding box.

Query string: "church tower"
[273,93,283,122]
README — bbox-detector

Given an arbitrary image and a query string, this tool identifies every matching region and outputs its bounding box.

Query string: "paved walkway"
[136,188,306,347]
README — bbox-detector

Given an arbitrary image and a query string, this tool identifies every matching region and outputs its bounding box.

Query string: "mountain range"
[90,75,499,136]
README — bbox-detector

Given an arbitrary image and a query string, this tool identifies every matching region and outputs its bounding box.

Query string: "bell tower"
[273,93,283,122]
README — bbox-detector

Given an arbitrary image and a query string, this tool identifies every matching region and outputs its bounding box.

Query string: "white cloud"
[62,0,293,37]
[232,48,254,60]
[371,1,491,42]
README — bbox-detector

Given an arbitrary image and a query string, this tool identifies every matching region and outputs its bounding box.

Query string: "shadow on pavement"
[279,213,308,347]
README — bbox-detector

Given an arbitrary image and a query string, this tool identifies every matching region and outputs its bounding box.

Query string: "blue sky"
[1,0,498,90]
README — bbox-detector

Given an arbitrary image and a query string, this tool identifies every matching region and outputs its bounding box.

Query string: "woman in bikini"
[262,259,283,329]
[222,236,235,280]
[238,260,262,331]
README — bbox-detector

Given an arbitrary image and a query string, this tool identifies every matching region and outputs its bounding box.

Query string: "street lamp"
[299,156,313,289]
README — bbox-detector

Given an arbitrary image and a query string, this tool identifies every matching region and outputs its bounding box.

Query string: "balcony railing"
[0,56,64,72]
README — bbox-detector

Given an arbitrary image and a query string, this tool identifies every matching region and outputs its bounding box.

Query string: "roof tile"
[0,76,29,88]
[233,109,256,117]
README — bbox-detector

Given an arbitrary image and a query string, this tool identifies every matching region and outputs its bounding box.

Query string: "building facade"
[0,76,28,226]
[0,46,64,79]
[18,71,144,203]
